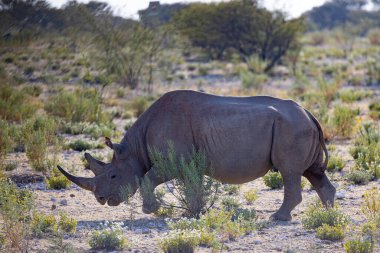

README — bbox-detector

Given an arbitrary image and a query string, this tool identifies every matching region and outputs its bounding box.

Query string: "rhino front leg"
[140,168,171,214]
[270,173,302,221]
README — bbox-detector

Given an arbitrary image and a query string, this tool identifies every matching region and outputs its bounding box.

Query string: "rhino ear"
[105,137,113,149]
[84,152,106,176]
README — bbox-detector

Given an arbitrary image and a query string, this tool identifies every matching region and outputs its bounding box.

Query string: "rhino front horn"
[57,165,95,191]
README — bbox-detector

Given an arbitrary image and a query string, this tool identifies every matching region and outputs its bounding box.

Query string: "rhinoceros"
[58,90,336,221]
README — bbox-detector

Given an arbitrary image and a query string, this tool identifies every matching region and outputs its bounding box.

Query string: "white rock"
[336,191,345,199]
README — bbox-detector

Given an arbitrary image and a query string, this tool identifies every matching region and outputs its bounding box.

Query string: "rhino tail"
[305,109,328,171]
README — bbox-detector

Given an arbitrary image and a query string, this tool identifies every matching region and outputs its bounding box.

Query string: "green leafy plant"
[57,212,77,234]
[344,237,374,253]
[223,184,240,195]
[68,139,93,152]
[243,189,258,204]
[46,167,71,190]
[263,171,283,189]
[221,197,241,211]
[31,212,57,237]
[331,105,358,138]
[346,170,373,185]
[316,224,345,241]
[160,230,199,253]
[149,144,220,218]
[327,154,346,173]
[302,199,349,230]
[89,224,127,251]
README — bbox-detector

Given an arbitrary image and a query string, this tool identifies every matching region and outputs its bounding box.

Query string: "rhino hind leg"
[303,170,336,207]
[270,173,302,221]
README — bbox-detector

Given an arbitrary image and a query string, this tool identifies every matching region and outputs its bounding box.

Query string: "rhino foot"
[270,212,292,221]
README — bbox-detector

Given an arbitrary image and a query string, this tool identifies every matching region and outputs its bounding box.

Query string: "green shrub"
[0,120,12,165]
[154,206,175,217]
[316,224,345,241]
[46,167,71,190]
[223,184,240,195]
[0,84,38,122]
[344,238,374,253]
[221,197,240,211]
[4,161,18,171]
[346,170,373,185]
[263,171,283,189]
[243,189,258,204]
[160,230,199,253]
[0,179,34,250]
[149,144,221,218]
[45,88,108,123]
[63,122,115,139]
[302,200,349,230]
[116,89,124,98]
[331,105,358,138]
[327,154,346,173]
[89,227,127,251]
[57,212,77,234]
[126,96,152,118]
[22,85,42,97]
[368,28,380,46]
[240,69,267,90]
[68,140,93,152]
[362,188,380,222]
[31,212,57,237]
[23,116,59,172]
[339,89,372,103]
[369,101,380,120]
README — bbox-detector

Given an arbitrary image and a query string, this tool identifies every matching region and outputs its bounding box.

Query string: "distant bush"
[62,122,115,139]
[4,161,18,171]
[45,88,109,123]
[326,154,346,173]
[369,101,380,120]
[68,140,93,152]
[126,96,155,118]
[22,85,42,97]
[89,225,127,251]
[57,212,77,234]
[221,197,240,211]
[263,171,283,189]
[331,105,358,138]
[316,224,345,241]
[31,212,57,237]
[339,89,372,103]
[46,167,71,190]
[23,116,59,172]
[0,120,12,166]
[0,180,34,251]
[362,188,380,222]
[0,84,38,122]
[368,29,380,46]
[346,170,373,185]
[302,200,349,230]
[243,189,258,204]
[160,230,199,253]
[223,184,240,195]
[240,69,267,90]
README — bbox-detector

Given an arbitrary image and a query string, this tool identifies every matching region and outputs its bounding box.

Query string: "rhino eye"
[111,174,116,179]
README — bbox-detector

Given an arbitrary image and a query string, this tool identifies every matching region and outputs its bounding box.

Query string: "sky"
[48,0,328,19]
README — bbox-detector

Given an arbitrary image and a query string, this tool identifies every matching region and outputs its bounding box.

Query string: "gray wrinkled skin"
[58,90,336,221]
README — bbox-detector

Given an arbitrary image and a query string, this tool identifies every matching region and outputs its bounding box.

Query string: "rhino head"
[57,137,144,206]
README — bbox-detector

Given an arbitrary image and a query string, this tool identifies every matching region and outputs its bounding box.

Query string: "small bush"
[3,161,18,171]
[31,212,57,237]
[160,230,199,253]
[68,140,93,152]
[46,167,71,190]
[369,101,380,120]
[45,88,108,123]
[362,188,380,222]
[63,122,115,139]
[126,96,153,118]
[154,206,175,217]
[116,89,124,98]
[243,189,258,204]
[346,170,373,185]
[0,120,12,165]
[240,69,267,90]
[0,84,38,122]
[149,144,220,218]
[302,200,349,230]
[344,237,374,253]
[263,171,283,189]
[23,116,59,172]
[368,29,380,46]
[57,212,77,234]
[221,197,240,211]
[327,154,346,173]
[223,184,240,195]
[89,227,127,251]
[316,224,345,241]
[339,89,372,103]
[331,105,358,138]
[22,85,42,97]
[0,180,34,251]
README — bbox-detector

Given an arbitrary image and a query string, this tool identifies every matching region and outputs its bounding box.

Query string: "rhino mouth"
[107,196,121,206]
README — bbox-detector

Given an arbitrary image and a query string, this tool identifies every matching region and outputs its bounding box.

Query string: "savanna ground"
[1,1,380,253]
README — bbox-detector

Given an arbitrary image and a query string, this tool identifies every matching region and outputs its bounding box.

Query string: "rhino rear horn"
[84,152,106,176]
[57,165,95,192]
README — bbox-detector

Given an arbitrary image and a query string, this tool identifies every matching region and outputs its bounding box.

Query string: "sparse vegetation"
[243,189,258,204]
[46,167,71,190]
[327,154,346,173]
[263,171,283,189]
[346,170,373,185]
[316,224,345,241]
[68,139,93,152]
[89,223,127,251]
[344,237,374,253]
